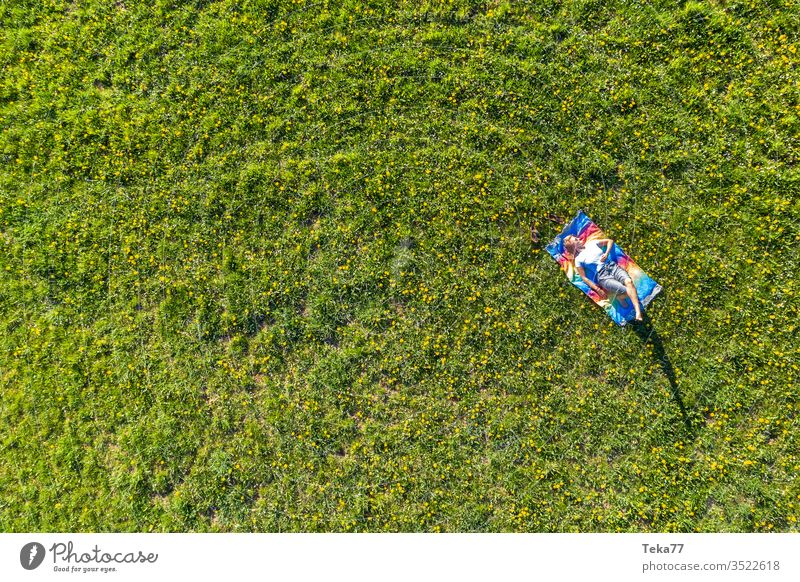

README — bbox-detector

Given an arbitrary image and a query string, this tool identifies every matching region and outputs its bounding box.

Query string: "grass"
[0,0,798,532]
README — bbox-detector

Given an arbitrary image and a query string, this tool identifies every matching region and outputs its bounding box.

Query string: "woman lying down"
[563,235,643,322]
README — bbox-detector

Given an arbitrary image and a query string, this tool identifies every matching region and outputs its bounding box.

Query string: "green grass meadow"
[1,0,799,531]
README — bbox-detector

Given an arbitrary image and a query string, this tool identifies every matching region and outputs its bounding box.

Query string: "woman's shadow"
[630,292,695,437]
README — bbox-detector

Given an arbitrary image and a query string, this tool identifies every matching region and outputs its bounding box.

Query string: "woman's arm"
[598,238,614,262]
[576,265,607,298]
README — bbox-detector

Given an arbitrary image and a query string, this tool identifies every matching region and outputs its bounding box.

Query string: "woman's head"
[563,235,583,257]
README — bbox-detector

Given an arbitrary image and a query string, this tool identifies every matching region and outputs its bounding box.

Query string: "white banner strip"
[2,533,798,582]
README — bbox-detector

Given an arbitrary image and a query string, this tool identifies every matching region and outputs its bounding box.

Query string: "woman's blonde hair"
[563,236,580,257]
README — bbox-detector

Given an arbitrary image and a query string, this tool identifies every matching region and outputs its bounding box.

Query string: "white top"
[574,241,605,271]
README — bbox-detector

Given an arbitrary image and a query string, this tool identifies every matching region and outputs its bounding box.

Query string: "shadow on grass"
[631,293,695,437]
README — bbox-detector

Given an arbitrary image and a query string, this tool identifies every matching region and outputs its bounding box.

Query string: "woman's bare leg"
[624,280,643,321]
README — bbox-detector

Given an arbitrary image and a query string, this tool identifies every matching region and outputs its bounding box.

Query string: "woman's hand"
[600,239,613,262]
[577,265,606,298]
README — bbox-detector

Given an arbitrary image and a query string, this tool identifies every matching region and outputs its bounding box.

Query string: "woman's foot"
[635,312,643,322]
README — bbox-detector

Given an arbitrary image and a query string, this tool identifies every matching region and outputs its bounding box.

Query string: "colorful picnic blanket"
[545,210,662,326]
